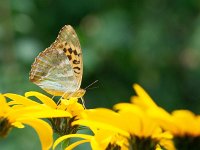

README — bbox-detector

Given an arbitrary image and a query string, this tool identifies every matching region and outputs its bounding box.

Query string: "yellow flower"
[0,93,71,150]
[131,84,178,131]
[53,133,92,150]
[53,84,176,150]
[91,129,128,150]
[114,103,174,150]
[168,110,200,150]
[53,108,129,150]
[70,107,173,150]
[24,91,85,135]
[57,98,84,119]
[131,84,158,109]
[171,110,200,136]
[131,84,200,149]
[53,128,128,150]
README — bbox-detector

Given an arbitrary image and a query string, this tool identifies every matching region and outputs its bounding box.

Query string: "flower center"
[0,117,12,137]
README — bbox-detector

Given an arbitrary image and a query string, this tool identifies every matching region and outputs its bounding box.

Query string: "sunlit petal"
[53,134,92,150]
[8,105,71,119]
[11,121,24,128]
[19,118,53,150]
[65,139,90,150]
[73,120,129,137]
[25,91,57,108]
[0,94,10,116]
[4,93,39,106]
[132,84,157,108]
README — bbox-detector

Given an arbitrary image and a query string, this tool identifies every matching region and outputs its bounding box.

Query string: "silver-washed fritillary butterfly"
[29,25,85,99]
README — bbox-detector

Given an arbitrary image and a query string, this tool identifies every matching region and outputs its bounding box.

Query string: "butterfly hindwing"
[51,25,83,88]
[29,48,79,96]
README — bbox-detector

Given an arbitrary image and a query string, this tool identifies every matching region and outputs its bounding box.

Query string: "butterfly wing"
[51,25,83,89]
[29,48,79,96]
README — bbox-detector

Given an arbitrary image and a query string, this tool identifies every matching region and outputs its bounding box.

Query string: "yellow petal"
[114,103,145,119]
[19,118,53,150]
[155,145,162,150]
[172,110,200,136]
[25,91,57,108]
[81,109,129,131]
[11,121,24,128]
[65,139,90,150]
[117,110,144,136]
[58,99,84,118]
[91,129,127,150]
[4,93,39,106]
[132,84,157,108]
[159,138,176,150]
[90,137,103,150]
[73,120,129,137]
[53,134,92,150]
[145,107,177,134]
[9,105,71,119]
[0,94,10,115]
[28,108,72,118]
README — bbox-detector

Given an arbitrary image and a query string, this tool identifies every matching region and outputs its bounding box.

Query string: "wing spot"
[68,48,73,54]
[73,60,80,64]
[67,55,72,60]
[73,50,78,55]
[63,48,67,53]
[73,67,80,70]
[74,70,80,74]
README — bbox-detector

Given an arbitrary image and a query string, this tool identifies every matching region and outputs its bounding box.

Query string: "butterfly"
[29,25,85,99]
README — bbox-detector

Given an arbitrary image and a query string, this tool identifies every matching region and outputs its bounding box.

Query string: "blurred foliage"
[1,0,200,149]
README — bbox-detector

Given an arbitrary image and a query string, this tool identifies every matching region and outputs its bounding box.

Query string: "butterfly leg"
[51,95,55,99]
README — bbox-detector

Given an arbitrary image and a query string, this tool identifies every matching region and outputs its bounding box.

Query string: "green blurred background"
[1,0,200,149]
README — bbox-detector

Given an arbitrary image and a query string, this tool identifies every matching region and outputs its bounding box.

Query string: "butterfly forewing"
[29,48,79,96]
[51,25,83,88]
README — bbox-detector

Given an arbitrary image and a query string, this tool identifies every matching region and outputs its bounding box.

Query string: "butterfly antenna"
[84,80,98,90]
[86,86,99,90]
